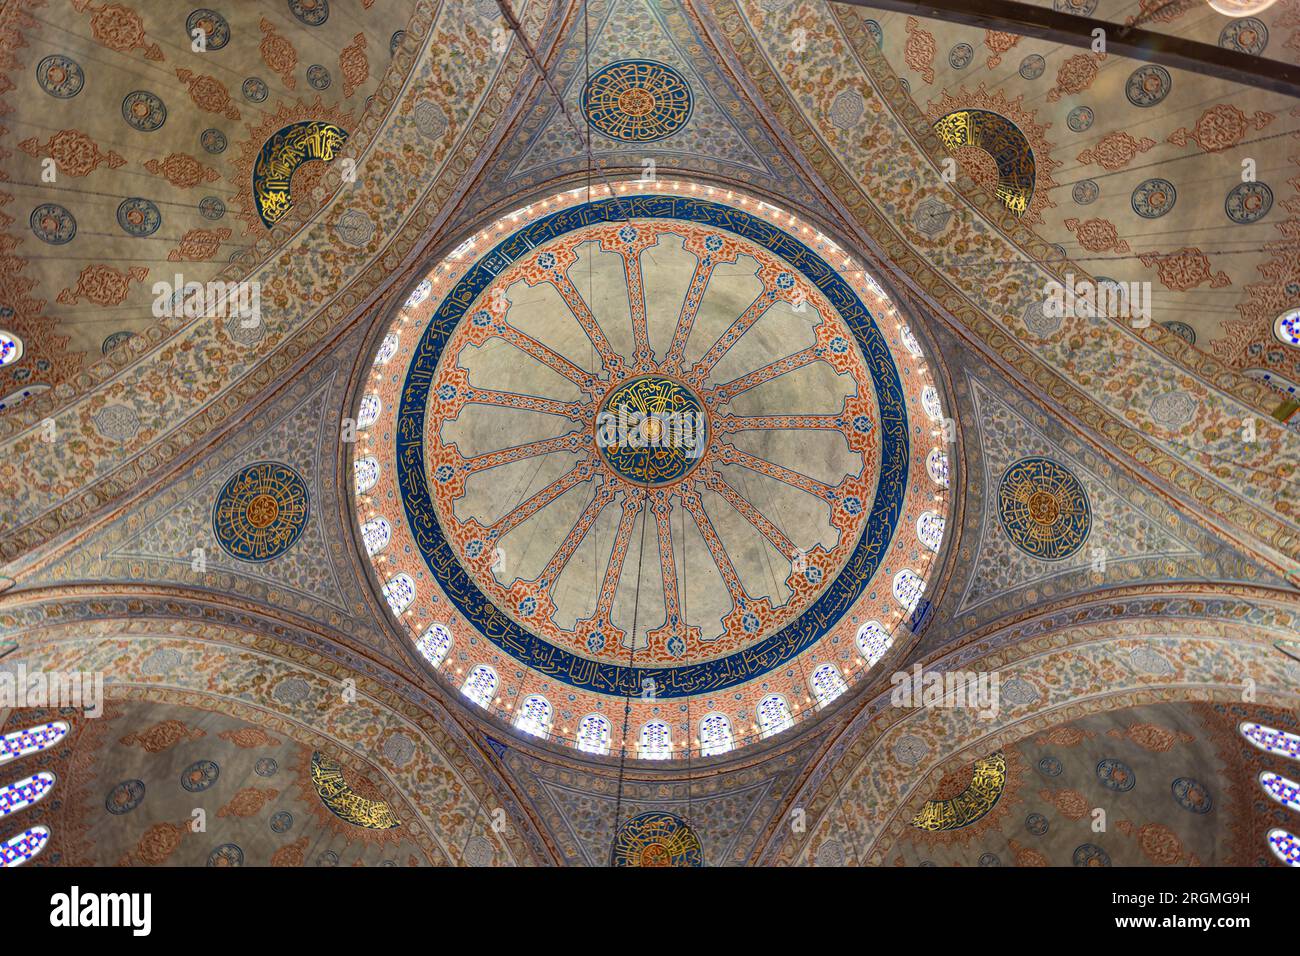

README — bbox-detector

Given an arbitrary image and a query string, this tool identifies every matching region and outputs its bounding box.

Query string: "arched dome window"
[461,665,498,709]
[892,569,926,614]
[374,331,401,366]
[926,448,950,488]
[360,517,391,556]
[917,511,945,552]
[382,573,416,615]
[354,456,380,493]
[638,721,671,760]
[1240,722,1300,762]
[700,713,734,757]
[757,694,794,739]
[0,330,22,367]
[1,722,68,766]
[810,664,847,709]
[1268,829,1300,867]
[514,695,553,739]
[357,394,382,430]
[900,326,923,357]
[0,773,55,819]
[406,278,432,308]
[576,713,611,756]
[0,826,49,867]
[1259,771,1300,812]
[921,385,942,422]
[416,623,452,668]
[856,620,892,667]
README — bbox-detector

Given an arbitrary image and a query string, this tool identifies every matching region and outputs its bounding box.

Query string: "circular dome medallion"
[612,811,702,867]
[581,60,693,143]
[596,375,707,485]
[997,457,1091,560]
[36,54,84,98]
[364,182,946,755]
[212,461,310,562]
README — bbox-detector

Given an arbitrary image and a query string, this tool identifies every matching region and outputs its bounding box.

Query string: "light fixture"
[1207,0,1277,14]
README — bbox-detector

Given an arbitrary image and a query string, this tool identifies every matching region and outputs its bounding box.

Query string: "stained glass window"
[0,330,22,367]
[0,825,49,867]
[638,721,671,760]
[921,385,942,422]
[405,278,432,308]
[461,664,497,709]
[354,456,380,493]
[374,332,401,366]
[1267,829,1300,867]
[576,713,611,756]
[382,573,416,615]
[0,722,68,766]
[700,713,734,757]
[0,773,55,818]
[917,511,945,552]
[810,664,848,709]
[416,623,453,668]
[856,620,892,667]
[360,516,391,556]
[1240,722,1300,762]
[514,695,553,739]
[926,448,950,488]
[1275,307,1300,348]
[893,569,926,614]
[1259,771,1300,812]
[900,326,923,357]
[357,393,382,429]
[758,694,794,739]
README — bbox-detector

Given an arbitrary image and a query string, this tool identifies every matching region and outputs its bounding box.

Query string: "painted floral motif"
[1138,248,1231,292]
[1047,53,1103,102]
[217,786,280,818]
[982,29,1020,67]
[166,227,232,261]
[118,719,205,753]
[339,32,369,98]
[143,153,221,188]
[1064,217,1129,254]
[1077,132,1156,171]
[259,17,298,89]
[903,17,935,84]
[18,130,125,177]
[1167,105,1272,153]
[56,265,148,306]
[71,0,163,61]
[175,68,240,121]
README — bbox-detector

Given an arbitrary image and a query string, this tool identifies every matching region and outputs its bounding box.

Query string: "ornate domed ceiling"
[352,179,953,757]
[0,0,1296,878]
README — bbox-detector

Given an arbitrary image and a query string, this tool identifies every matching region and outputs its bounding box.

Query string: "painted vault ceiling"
[0,0,1296,868]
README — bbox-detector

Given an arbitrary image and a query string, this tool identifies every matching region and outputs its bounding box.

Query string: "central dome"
[353,181,951,758]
